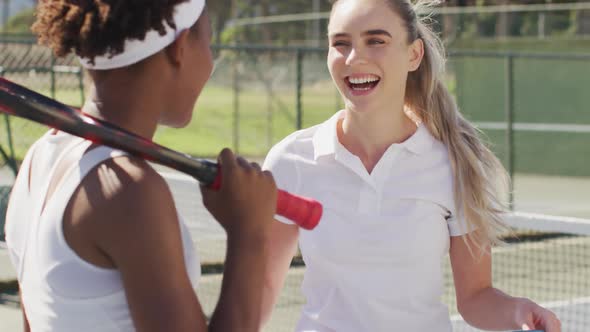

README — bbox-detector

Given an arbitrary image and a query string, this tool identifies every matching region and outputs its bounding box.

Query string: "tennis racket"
[0,77,322,229]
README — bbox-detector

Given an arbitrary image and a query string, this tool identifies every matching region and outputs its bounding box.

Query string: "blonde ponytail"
[406,3,511,250]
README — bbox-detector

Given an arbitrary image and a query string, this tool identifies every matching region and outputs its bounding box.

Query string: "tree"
[207,0,234,44]
[2,6,33,34]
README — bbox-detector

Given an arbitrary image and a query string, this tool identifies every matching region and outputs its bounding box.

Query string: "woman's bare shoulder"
[65,155,179,242]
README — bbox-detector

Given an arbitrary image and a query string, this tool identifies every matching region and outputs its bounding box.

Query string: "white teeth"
[347,75,380,84]
[352,86,371,91]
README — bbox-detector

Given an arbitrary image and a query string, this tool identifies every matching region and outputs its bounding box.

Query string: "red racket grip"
[276,190,322,230]
[209,171,322,230]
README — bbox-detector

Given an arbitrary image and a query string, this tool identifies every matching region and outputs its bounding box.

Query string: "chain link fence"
[0,35,84,176]
[1,38,589,193]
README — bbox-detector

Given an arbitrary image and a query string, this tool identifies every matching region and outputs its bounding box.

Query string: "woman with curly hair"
[5,1,277,331]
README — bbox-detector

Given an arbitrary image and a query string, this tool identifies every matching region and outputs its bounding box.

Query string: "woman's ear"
[165,29,191,67]
[408,38,424,72]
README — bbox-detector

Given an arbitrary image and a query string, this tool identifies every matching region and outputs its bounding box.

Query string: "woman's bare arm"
[450,236,560,331]
[260,221,299,326]
[20,292,30,332]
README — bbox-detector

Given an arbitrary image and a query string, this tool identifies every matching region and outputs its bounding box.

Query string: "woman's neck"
[338,106,418,173]
[82,75,163,139]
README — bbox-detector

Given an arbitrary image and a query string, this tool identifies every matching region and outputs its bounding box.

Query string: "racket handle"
[209,169,322,230]
[276,190,322,230]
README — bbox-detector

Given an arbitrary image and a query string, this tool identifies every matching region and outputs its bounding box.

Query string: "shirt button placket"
[358,182,378,216]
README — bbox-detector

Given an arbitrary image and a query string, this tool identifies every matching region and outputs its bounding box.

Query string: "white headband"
[78,0,205,70]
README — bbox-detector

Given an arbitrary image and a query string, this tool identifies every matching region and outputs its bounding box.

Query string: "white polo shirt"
[263,110,469,332]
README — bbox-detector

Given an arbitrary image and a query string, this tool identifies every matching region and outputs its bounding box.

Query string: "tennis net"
[449,212,590,331]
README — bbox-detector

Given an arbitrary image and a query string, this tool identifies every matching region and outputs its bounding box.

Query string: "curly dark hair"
[33,0,190,64]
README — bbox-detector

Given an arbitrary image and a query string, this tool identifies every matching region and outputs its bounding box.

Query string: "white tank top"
[5,131,201,332]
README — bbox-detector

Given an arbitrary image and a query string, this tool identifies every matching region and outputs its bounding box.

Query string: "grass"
[0,84,340,159]
[153,84,340,158]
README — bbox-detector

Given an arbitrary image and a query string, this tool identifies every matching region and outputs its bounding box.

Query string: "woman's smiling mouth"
[345,74,381,96]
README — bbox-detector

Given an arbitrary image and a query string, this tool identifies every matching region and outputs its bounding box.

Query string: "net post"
[77,67,85,106]
[51,56,56,99]
[1,65,16,175]
[232,52,240,153]
[505,54,515,210]
[295,49,303,130]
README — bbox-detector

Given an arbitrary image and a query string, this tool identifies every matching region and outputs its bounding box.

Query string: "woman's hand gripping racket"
[0,77,322,229]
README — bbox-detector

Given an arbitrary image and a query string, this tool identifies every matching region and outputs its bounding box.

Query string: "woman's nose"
[345,47,368,66]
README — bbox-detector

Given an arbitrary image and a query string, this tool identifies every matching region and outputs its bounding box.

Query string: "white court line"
[475,122,590,133]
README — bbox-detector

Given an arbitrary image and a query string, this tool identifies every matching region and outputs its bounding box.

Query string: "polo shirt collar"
[312,110,343,160]
[312,110,435,160]
[401,124,434,155]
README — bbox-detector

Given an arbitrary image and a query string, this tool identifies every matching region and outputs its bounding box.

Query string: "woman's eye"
[368,39,385,45]
[332,41,349,47]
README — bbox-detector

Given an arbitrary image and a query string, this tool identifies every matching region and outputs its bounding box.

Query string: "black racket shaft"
[0,78,218,183]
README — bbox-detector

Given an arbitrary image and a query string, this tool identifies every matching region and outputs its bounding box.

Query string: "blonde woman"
[261,0,561,331]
